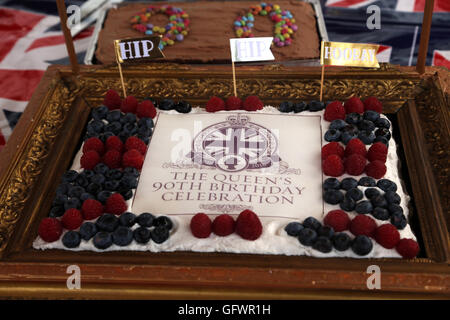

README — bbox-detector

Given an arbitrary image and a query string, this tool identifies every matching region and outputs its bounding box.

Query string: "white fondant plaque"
[132,112,323,220]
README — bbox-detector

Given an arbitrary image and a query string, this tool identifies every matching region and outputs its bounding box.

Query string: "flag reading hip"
[230,37,275,62]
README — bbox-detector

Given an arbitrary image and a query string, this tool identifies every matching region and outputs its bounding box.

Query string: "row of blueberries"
[278,100,325,113]
[62,212,173,249]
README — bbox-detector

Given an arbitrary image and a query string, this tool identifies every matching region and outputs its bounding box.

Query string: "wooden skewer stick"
[115,50,127,98]
[56,0,79,74]
[319,64,325,102]
[416,0,435,74]
[232,60,237,97]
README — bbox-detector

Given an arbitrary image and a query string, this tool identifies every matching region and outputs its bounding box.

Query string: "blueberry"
[351,235,373,256]
[388,203,403,216]
[371,195,388,208]
[120,174,138,189]
[79,222,98,240]
[75,175,89,188]
[347,188,363,201]
[341,132,358,145]
[117,132,130,143]
[56,182,71,195]
[91,105,109,121]
[312,236,333,253]
[365,188,381,200]
[86,182,102,196]
[159,99,175,110]
[355,200,373,214]
[62,170,78,183]
[49,206,65,218]
[302,217,321,231]
[119,212,137,227]
[153,216,173,230]
[323,178,341,190]
[106,110,121,122]
[324,129,341,142]
[317,226,334,238]
[96,213,119,232]
[53,194,68,206]
[68,186,85,198]
[297,228,317,246]
[150,227,170,244]
[121,112,136,124]
[374,136,389,146]
[279,101,294,113]
[87,120,104,134]
[133,227,152,244]
[284,222,304,237]
[375,128,391,141]
[390,214,407,230]
[62,231,81,248]
[138,126,152,137]
[372,207,390,220]
[94,163,109,175]
[375,118,390,129]
[340,195,356,212]
[91,174,106,186]
[363,110,380,122]
[329,119,347,131]
[357,120,375,132]
[358,177,376,187]
[137,212,155,227]
[332,233,352,251]
[100,131,115,143]
[112,226,133,246]
[80,192,95,202]
[340,178,358,191]
[341,124,358,136]
[323,189,344,205]
[122,123,137,135]
[83,170,95,180]
[104,180,120,191]
[293,101,308,113]
[120,189,134,201]
[175,100,192,113]
[385,191,401,204]
[138,117,154,129]
[105,121,122,135]
[93,232,113,250]
[64,198,81,210]
[357,131,376,144]
[345,113,362,125]
[309,100,325,112]
[123,167,140,177]
[106,169,123,180]
[377,179,397,192]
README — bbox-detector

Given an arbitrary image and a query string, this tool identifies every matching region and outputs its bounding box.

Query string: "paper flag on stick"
[114,36,165,64]
[230,37,275,62]
[320,41,380,68]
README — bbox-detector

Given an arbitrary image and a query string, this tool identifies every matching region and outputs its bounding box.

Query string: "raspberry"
[103,149,122,169]
[321,142,344,160]
[396,238,419,259]
[82,137,105,156]
[122,149,144,170]
[365,160,387,179]
[80,150,101,170]
[350,215,377,237]
[323,210,351,232]
[190,213,212,238]
[205,96,225,112]
[243,95,263,111]
[324,101,345,121]
[344,154,367,176]
[105,135,124,153]
[61,208,84,230]
[81,199,103,220]
[137,100,157,119]
[368,142,388,162]
[212,214,235,236]
[225,96,242,110]
[363,96,383,113]
[235,209,263,241]
[344,97,364,114]
[38,218,63,242]
[120,96,138,114]
[375,224,400,249]
[105,193,127,215]
[322,154,344,177]
[125,136,147,155]
[344,138,367,157]
[103,89,122,110]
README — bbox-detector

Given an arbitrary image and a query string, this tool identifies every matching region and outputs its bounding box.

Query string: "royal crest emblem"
[190,114,280,172]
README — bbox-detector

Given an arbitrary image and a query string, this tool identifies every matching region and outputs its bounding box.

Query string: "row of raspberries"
[324,97,382,122]
[103,90,157,118]
[205,95,263,112]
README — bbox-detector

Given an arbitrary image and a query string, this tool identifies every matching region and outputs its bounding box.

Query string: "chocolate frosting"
[95,0,320,64]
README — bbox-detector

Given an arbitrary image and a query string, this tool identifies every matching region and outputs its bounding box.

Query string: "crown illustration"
[226,114,249,126]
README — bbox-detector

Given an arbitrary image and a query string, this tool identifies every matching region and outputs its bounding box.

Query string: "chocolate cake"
[95,0,320,64]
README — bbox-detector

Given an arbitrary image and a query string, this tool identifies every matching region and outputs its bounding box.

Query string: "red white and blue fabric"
[0,7,92,151]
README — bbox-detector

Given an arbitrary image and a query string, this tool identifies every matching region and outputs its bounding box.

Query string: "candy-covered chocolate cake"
[33,92,419,260]
[95,0,320,64]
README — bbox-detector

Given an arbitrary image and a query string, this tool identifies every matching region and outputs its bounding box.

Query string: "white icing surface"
[33,106,416,258]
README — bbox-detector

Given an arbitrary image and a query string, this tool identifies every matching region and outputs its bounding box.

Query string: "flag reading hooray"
[320,41,380,68]
[230,37,275,62]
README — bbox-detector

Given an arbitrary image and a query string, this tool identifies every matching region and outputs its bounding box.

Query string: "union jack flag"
[0,6,92,151]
